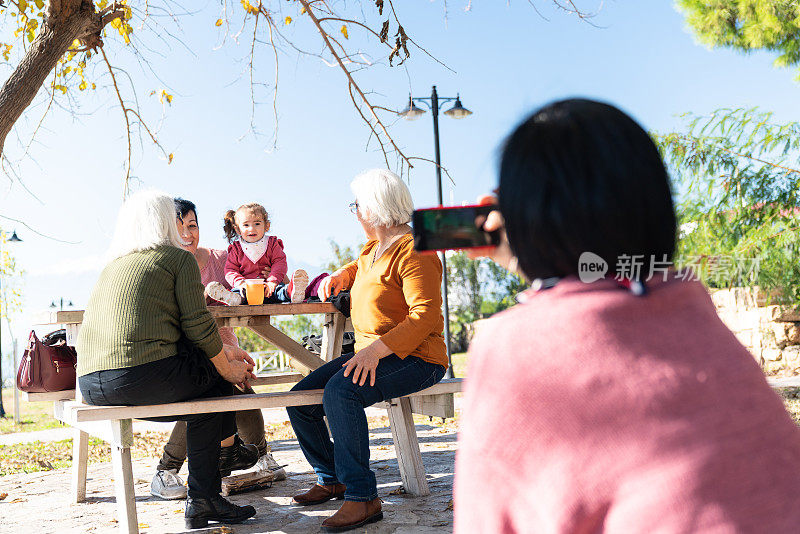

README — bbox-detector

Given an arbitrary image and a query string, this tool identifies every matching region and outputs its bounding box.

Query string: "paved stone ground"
[0,422,458,534]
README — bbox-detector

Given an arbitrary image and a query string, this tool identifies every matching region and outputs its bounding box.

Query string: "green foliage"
[677,0,800,79]
[323,238,363,273]
[446,251,528,351]
[234,314,323,354]
[654,107,800,300]
[0,1,134,96]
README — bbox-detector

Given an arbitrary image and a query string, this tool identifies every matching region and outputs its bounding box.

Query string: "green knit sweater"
[76,246,223,376]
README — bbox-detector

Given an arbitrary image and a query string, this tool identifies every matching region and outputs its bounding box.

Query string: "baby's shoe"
[205,281,243,306]
[287,270,309,303]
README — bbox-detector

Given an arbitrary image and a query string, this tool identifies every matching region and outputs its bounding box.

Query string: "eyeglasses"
[349,201,359,214]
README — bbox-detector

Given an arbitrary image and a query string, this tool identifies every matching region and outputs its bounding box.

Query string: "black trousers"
[78,349,236,499]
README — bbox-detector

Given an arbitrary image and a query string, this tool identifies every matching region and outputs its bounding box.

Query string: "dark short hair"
[174,197,197,221]
[498,99,676,281]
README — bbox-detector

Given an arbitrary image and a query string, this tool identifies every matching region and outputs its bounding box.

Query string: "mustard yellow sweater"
[341,234,447,368]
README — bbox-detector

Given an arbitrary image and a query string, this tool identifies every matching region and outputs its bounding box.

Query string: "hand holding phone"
[412,204,501,253]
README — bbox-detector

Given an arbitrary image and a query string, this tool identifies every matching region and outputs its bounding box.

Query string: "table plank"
[35,302,338,326]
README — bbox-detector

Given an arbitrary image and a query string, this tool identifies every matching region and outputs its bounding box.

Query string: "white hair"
[350,169,414,228]
[106,189,184,262]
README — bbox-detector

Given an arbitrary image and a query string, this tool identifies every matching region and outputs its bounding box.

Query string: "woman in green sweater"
[77,190,259,529]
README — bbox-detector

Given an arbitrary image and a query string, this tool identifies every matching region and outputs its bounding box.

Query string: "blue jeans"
[286,353,445,501]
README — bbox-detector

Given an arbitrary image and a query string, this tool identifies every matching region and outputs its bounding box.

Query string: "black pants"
[78,350,236,499]
[157,384,267,472]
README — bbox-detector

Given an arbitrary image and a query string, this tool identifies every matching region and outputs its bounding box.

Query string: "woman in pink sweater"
[455,99,800,533]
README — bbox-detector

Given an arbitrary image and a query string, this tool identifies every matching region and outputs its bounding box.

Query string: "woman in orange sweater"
[287,169,447,532]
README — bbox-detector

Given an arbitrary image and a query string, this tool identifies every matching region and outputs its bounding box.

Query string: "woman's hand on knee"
[318,270,349,300]
[342,339,391,387]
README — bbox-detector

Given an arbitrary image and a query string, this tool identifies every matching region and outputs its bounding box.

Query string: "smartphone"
[412,204,501,252]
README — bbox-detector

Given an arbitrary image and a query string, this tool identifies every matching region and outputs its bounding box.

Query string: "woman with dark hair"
[149,198,288,501]
[454,99,800,533]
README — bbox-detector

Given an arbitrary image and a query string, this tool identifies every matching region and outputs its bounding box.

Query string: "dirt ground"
[0,421,458,534]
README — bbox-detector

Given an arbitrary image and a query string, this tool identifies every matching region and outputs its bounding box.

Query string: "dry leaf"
[138,523,149,529]
[215,19,223,27]
[284,16,292,25]
[388,486,405,495]
[0,493,7,500]
[8,498,26,503]
[445,499,454,511]
[340,24,348,39]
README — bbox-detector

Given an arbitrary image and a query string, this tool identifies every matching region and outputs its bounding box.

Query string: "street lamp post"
[0,230,22,419]
[400,86,473,379]
[50,298,74,311]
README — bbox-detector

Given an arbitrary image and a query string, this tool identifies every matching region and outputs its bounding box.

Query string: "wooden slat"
[249,323,326,372]
[768,376,800,388]
[62,379,463,423]
[24,390,75,402]
[320,312,346,362]
[27,378,460,404]
[71,429,89,503]
[250,372,304,387]
[387,397,429,496]
[34,310,84,325]
[109,420,138,534]
[209,302,337,318]
[410,393,455,419]
[34,303,340,326]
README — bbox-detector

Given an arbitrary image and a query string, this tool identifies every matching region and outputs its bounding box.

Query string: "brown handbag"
[16,330,77,393]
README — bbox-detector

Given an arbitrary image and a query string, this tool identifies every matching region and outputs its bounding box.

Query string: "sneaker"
[255,451,287,481]
[287,269,309,303]
[151,469,187,500]
[205,281,243,306]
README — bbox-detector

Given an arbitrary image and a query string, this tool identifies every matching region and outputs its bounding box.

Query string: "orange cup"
[244,279,265,305]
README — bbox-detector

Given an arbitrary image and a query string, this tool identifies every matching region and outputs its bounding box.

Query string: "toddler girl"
[206,202,308,305]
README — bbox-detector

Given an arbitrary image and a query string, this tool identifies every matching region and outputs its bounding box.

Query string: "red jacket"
[224,236,288,287]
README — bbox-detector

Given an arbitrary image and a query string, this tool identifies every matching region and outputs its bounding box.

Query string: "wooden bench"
[51,378,461,534]
[31,304,461,533]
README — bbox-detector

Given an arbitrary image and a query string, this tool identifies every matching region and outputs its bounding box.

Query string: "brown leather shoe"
[292,483,346,506]
[321,498,383,532]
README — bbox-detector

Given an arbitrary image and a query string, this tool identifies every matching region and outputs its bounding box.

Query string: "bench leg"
[71,429,89,502]
[110,420,138,534]
[387,397,430,497]
[320,312,346,362]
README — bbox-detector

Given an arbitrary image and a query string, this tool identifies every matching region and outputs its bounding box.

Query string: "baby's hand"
[260,266,271,279]
[265,281,277,297]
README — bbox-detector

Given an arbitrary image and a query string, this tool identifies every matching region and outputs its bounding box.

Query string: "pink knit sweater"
[455,276,800,533]
[200,248,238,347]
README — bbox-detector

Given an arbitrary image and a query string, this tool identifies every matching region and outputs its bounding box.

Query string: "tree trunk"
[0,0,96,157]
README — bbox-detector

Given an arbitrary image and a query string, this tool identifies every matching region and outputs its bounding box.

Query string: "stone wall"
[711,287,800,374]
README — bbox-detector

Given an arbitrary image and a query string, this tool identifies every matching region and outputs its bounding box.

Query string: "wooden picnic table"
[37,301,348,373]
[32,302,460,533]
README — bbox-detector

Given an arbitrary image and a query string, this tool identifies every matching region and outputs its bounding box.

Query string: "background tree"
[655,107,800,300]
[677,0,800,79]
[0,229,23,410]
[0,0,597,194]
[322,238,363,273]
[447,251,528,351]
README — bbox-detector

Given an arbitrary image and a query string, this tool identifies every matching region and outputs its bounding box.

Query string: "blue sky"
[2,1,800,375]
